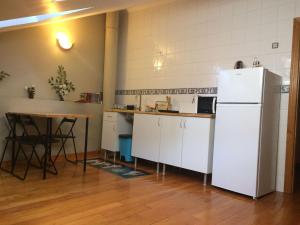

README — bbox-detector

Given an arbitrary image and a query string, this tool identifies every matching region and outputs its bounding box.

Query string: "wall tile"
[278,2,296,21]
[118,0,296,192]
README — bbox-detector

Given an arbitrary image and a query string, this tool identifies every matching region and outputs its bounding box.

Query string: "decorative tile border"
[116,85,290,96]
[116,87,217,96]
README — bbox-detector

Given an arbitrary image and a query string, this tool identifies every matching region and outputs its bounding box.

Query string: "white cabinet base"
[101,112,132,153]
[132,114,215,184]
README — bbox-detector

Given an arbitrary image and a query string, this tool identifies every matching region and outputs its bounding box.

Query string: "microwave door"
[197,97,216,114]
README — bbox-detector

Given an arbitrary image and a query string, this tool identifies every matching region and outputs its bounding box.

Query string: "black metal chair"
[52,117,78,164]
[0,113,19,175]
[0,113,59,180]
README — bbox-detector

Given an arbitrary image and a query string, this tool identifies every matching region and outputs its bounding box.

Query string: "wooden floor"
[0,153,300,225]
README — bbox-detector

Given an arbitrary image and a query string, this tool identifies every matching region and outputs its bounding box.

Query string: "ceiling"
[0,0,173,31]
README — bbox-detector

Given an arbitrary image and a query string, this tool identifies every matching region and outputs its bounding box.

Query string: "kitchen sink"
[158,110,180,113]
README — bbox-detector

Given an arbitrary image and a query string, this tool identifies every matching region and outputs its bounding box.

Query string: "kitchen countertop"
[105,109,215,118]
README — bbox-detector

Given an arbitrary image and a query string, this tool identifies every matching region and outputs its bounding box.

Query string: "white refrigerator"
[212,67,282,198]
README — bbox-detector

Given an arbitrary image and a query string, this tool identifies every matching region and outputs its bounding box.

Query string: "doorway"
[285,18,300,193]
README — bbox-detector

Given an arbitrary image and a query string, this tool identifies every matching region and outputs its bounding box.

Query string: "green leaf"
[48,65,75,98]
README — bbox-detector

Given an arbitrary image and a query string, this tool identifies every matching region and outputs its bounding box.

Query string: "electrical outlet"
[272,42,279,49]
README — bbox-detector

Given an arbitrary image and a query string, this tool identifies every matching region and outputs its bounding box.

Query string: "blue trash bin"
[119,134,133,162]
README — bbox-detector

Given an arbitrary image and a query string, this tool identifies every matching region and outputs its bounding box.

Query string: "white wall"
[0,15,105,160]
[116,0,297,191]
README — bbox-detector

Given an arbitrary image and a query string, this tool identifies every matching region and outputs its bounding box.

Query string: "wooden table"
[7,112,91,179]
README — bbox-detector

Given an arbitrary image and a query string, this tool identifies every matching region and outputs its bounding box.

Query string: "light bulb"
[56,32,73,50]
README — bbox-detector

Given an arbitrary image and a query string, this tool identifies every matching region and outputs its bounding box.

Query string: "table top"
[7,112,91,119]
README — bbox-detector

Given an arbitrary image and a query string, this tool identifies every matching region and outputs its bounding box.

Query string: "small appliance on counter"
[179,96,216,114]
[155,96,172,111]
[197,96,217,114]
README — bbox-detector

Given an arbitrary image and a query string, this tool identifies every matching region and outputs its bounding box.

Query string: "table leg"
[43,118,52,179]
[11,116,16,173]
[83,118,89,172]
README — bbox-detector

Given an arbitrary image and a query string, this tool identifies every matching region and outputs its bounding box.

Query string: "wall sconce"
[56,32,73,50]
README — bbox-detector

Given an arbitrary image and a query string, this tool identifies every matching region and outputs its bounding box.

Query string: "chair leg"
[0,130,12,171]
[54,120,78,164]
[53,147,63,162]
[62,133,78,164]
[0,139,10,169]
[62,140,77,164]
[0,140,13,174]
[42,145,58,175]
[21,149,35,180]
[47,157,58,175]
[71,132,78,163]
[32,149,43,169]
[54,136,77,164]
[12,144,22,173]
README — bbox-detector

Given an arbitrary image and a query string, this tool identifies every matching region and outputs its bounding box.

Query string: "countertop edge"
[105,109,215,119]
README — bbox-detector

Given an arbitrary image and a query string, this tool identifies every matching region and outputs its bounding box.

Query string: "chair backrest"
[55,117,77,135]
[19,115,41,136]
[5,113,41,137]
[6,113,21,136]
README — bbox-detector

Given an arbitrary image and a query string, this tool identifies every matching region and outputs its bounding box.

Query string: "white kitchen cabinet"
[181,118,215,174]
[159,116,183,167]
[132,113,215,183]
[101,120,118,152]
[101,112,132,153]
[132,114,161,162]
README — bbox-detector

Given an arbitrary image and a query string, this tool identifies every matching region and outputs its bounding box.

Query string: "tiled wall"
[116,0,298,191]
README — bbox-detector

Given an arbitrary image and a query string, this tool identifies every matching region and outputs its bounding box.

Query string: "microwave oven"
[197,96,217,114]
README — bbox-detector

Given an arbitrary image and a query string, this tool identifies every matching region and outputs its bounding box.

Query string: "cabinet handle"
[180,120,183,128]
[158,118,161,127]
[184,120,187,129]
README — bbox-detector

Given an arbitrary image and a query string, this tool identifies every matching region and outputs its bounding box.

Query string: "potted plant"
[48,65,75,101]
[25,85,36,99]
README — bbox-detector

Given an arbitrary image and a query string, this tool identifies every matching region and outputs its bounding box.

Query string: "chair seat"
[53,134,76,139]
[6,135,60,145]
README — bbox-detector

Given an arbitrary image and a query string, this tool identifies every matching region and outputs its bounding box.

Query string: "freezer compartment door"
[217,67,265,103]
[212,104,262,197]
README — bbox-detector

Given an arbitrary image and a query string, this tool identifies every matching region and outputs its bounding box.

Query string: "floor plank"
[0,152,300,225]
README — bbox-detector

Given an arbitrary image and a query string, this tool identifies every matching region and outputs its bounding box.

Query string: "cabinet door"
[159,116,184,167]
[181,118,214,173]
[101,120,118,152]
[132,114,161,162]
